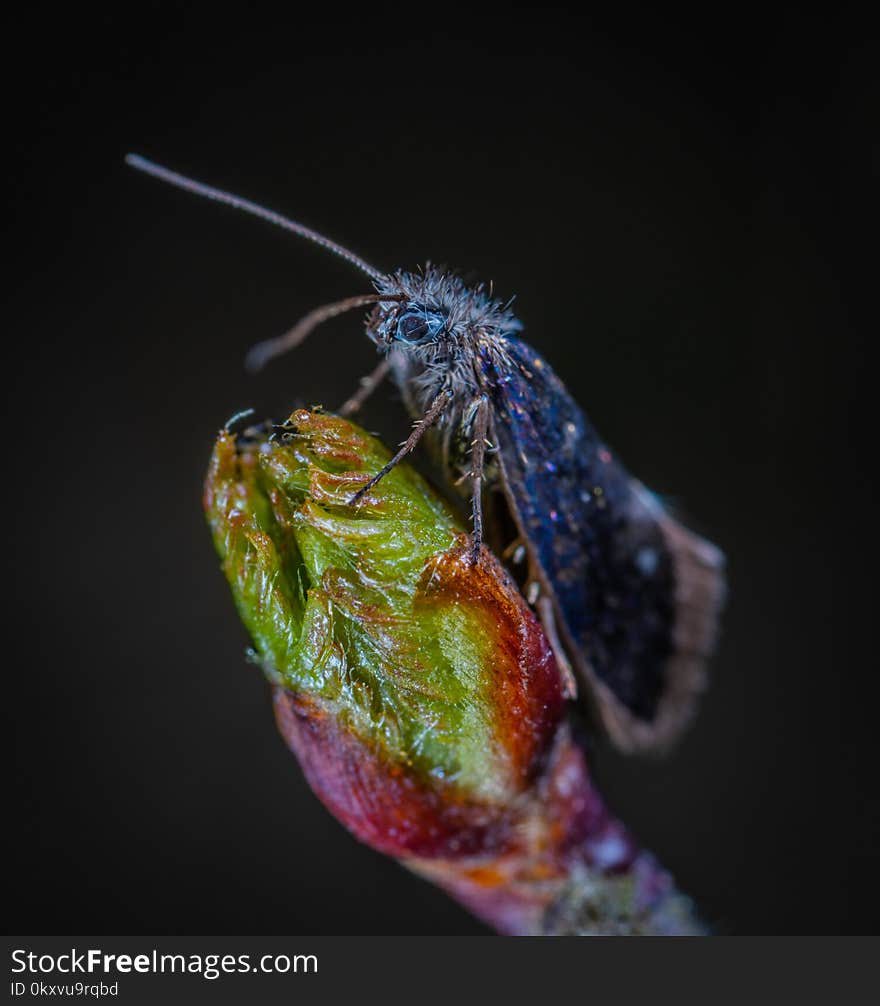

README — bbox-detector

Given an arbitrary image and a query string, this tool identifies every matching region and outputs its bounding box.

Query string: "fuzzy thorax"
[368,266,524,471]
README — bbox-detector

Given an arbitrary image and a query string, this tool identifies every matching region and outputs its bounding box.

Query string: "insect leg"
[245,293,389,373]
[338,357,391,416]
[350,388,453,504]
[537,596,578,700]
[223,407,256,432]
[468,395,491,564]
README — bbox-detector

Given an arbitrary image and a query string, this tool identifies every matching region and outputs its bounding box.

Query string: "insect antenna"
[125,154,387,282]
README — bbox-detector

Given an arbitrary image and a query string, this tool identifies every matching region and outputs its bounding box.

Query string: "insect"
[127,154,725,754]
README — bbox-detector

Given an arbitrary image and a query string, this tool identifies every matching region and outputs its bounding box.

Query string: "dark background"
[7,12,875,934]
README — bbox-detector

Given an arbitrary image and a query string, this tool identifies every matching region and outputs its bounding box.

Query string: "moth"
[128,155,725,754]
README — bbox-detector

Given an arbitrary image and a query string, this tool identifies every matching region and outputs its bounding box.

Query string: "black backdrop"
[7,12,875,935]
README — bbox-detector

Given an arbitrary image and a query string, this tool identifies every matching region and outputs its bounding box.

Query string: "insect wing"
[488,339,725,753]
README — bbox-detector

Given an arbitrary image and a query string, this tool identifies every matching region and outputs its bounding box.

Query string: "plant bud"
[204,409,701,935]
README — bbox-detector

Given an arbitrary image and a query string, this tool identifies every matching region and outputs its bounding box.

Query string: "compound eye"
[396,310,444,344]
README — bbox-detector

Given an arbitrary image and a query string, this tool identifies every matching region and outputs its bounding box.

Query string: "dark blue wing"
[487,337,725,752]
